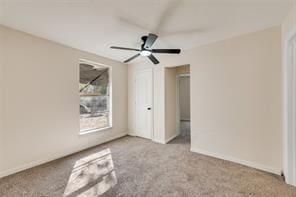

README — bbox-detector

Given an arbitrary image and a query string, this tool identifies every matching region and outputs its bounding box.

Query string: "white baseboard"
[165,133,179,143]
[190,147,281,175]
[127,132,137,136]
[152,139,166,144]
[152,133,179,144]
[0,132,127,178]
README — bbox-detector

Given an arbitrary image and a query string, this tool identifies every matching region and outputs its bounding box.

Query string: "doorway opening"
[164,65,190,144]
[177,73,191,141]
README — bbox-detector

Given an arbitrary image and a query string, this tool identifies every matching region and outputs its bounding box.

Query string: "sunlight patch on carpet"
[63,148,117,197]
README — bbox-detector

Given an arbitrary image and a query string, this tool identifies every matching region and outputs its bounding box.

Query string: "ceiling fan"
[110,33,181,65]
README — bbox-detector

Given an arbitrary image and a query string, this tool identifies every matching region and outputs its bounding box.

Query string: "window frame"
[78,59,112,135]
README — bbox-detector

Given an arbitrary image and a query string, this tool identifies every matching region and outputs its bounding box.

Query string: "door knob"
[147,107,151,110]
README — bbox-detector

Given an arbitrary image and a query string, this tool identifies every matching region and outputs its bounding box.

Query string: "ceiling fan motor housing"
[110,33,181,64]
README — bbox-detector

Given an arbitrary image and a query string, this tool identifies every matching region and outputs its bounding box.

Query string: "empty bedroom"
[1,0,296,196]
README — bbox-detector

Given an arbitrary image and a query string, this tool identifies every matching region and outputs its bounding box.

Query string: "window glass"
[79,62,110,132]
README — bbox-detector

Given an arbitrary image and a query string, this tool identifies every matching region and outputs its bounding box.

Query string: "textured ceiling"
[0,0,294,63]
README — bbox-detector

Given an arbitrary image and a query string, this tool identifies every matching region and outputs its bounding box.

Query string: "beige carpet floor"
[0,136,296,197]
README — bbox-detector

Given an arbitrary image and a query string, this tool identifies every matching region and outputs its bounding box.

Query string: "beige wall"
[165,67,177,141]
[0,26,128,177]
[189,27,282,174]
[152,66,166,143]
[0,26,4,171]
[176,65,190,75]
[129,26,282,174]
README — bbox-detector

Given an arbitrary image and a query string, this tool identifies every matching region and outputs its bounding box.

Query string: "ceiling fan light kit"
[140,50,152,56]
[110,33,181,65]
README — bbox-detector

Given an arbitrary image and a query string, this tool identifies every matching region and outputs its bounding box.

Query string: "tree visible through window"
[79,62,111,133]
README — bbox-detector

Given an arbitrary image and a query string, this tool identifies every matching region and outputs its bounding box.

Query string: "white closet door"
[135,69,153,139]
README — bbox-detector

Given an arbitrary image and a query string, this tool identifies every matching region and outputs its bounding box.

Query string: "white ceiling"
[0,0,294,63]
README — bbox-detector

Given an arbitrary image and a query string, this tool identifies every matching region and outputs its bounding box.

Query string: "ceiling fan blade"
[152,49,181,54]
[148,54,160,65]
[144,33,158,49]
[111,46,140,51]
[124,53,141,63]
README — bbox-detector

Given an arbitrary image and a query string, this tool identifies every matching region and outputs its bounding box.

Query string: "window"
[79,60,111,133]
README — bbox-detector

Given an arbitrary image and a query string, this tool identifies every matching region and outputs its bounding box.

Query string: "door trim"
[176,73,190,135]
[133,68,154,140]
[283,27,296,186]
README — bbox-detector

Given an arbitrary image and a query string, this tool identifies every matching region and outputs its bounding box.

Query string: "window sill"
[79,126,112,136]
